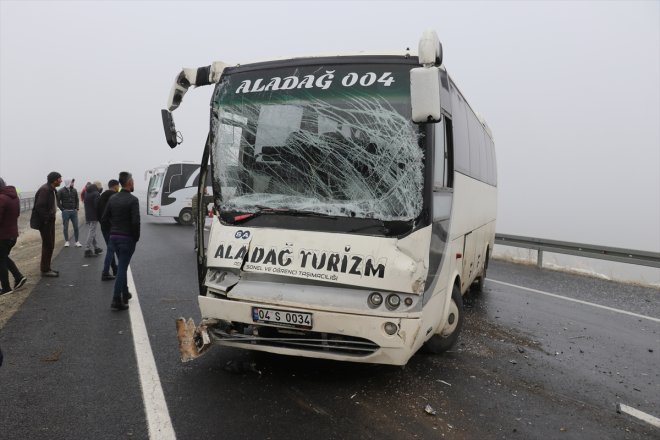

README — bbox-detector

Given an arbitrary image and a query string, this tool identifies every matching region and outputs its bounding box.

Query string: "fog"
[1,1,658,255]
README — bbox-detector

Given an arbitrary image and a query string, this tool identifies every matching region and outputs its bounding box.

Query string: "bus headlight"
[368,292,383,307]
[386,294,401,309]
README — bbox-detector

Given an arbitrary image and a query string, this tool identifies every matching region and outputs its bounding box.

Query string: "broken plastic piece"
[176,317,212,362]
[424,404,437,416]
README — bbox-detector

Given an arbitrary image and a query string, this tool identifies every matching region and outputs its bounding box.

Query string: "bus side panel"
[449,172,497,293]
[159,186,195,217]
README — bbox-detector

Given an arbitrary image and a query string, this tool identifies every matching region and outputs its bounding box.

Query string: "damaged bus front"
[166,31,497,366]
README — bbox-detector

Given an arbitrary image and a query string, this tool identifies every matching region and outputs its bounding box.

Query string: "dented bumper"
[175,295,423,366]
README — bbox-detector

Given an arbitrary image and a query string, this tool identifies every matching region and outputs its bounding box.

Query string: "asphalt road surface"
[1,216,658,439]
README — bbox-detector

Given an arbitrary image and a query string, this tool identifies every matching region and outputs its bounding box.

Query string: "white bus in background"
[163,30,497,366]
[145,161,201,225]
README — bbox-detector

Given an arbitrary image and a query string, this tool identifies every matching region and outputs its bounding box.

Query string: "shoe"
[41,270,59,277]
[0,289,13,295]
[84,250,95,258]
[94,248,103,255]
[102,273,116,281]
[14,276,27,290]
[75,242,82,247]
[64,241,70,247]
[123,291,133,303]
[111,301,129,311]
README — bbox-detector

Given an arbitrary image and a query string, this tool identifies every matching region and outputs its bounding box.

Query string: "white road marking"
[488,279,660,324]
[127,267,177,440]
[617,403,660,428]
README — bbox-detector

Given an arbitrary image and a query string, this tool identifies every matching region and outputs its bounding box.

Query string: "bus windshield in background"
[210,63,424,222]
[148,172,164,193]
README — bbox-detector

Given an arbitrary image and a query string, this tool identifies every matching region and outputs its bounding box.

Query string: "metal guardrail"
[20,197,35,212]
[19,192,36,213]
[495,233,660,269]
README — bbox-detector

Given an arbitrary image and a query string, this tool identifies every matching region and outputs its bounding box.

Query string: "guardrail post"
[537,250,543,268]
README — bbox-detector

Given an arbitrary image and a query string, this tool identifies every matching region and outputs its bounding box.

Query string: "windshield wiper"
[227,207,338,224]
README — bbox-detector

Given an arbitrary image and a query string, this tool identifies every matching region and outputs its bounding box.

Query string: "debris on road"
[424,404,437,416]
[41,349,62,362]
[438,380,452,387]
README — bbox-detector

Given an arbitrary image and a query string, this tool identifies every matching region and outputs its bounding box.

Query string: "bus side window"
[168,174,181,193]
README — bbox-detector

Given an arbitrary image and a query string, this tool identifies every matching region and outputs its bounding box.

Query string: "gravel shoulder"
[0,211,84,328]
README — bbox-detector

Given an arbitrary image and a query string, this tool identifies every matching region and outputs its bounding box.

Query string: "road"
[0,215,658,439]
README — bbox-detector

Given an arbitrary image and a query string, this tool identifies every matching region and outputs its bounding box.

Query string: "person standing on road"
[80,181,90,203]
[31,171,62,277]
[102,172,140,311]
[0,178,27,295]
[57,178,82,248]
[83,181,104,258]
[97,179,119,279]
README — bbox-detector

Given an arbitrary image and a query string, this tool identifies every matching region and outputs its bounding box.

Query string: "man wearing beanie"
[31,171,62,277]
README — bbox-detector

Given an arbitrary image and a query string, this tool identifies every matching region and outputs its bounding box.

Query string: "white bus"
[164,31,497,365]
[145,161,202,225]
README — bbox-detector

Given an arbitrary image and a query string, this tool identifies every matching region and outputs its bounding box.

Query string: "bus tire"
[178,208,193,226]
[423,284,464,354]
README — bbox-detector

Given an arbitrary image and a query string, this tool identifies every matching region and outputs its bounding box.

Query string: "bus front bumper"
[176,295,424,366]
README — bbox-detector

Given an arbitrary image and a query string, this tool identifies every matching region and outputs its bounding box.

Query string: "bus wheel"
[178,208,193,226]
[423,285,464,354]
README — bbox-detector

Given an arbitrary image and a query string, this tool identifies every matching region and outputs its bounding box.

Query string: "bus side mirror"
[161,109,180,148]
[410,66,441,123]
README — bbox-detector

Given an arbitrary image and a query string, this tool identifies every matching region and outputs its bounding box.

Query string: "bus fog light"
[384,322,398,335]
[386,294,401,309]
[404,297,413,306]
[368,292,383,307]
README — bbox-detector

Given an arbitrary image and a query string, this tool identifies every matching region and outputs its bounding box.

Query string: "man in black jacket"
[57,179,81,248]
[98,179,119,279]
[83,182,103,258]
[102,172,140,311]
[32,172,62,277]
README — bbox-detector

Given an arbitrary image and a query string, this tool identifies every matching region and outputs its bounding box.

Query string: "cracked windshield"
[211,63,424,222]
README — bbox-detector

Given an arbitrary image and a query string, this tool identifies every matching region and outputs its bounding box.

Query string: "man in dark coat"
[98,179,119,279]
[102,171,140,311]
[31,172,62,277]
[0,177,27,294]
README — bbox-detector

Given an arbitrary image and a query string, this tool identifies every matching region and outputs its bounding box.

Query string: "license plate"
[252,307,313,329]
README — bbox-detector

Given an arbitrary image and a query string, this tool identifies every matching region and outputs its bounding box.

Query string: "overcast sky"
[1,1,658,252]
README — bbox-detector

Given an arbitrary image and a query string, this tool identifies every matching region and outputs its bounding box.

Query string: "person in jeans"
[83,181,104,258]
[97,179,119,279]
[31,171,62,277]
[0,178,27,294]
[102,172,140,311]
[57,178,82,248]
